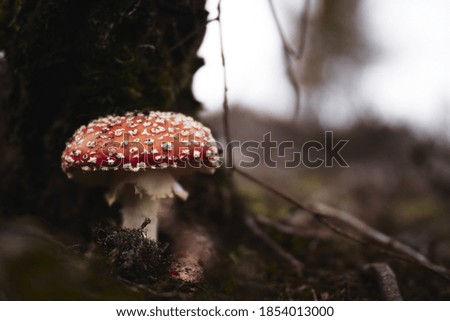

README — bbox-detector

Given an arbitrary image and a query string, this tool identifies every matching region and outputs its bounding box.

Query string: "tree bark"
[0,0,208,237]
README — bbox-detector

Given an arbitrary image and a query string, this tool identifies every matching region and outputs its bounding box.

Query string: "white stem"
[120,194,160,240]
[104,170,189,241]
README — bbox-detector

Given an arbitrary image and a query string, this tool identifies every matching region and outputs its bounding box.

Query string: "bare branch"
[297,0,311,60]
[267,0,310,119]
[245,215,303,276]
[254,213,326,239]
[217,0,232,173]
[234,167,450,280]
[267,0,296,56]
[306,203,442,270]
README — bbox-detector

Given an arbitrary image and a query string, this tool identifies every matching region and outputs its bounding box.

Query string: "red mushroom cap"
[61,111,219,177]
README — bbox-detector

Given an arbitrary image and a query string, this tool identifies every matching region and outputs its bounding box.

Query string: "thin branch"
[234,167,450,280]
[267,0,296,56]
[363,263,403,300]
[254,213,325,239]
[267,0,310,119]
[217,0,232,171]
[307,203,441,269]
[245,215,303,276]
[297,0,311,60]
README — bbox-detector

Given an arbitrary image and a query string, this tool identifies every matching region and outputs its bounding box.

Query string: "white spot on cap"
[162,142,173,151]
[64,156,75,163]
[87,157,97,164]
[107,147,117,156]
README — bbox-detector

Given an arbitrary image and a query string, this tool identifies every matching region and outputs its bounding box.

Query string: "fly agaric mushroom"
[61,111,219,240]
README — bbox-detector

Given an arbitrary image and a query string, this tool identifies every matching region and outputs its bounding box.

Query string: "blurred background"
[195,0,450,136]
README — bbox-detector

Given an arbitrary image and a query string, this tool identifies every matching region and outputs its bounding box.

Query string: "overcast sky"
[193,0,450,135]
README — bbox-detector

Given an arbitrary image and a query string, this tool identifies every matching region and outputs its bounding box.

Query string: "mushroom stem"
[104,170,189,241]
[120,194,160,240]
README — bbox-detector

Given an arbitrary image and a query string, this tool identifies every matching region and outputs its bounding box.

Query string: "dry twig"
[234,167,450,280]
[245,215,303,276]
[217,0,232,171]
[254,213,325,239]
[216,2,302,268]
[267,0,310,119]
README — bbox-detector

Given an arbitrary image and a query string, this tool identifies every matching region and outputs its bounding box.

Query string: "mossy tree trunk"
[0,0,208,236]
